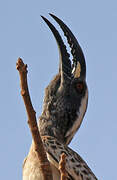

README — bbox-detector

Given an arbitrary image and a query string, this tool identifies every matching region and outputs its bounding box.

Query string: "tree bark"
[16,57,53,180]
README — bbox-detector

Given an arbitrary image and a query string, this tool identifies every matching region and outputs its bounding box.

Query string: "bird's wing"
[42,136,98,180]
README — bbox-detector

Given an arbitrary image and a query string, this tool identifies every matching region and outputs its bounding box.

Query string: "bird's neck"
[38,115,66,144]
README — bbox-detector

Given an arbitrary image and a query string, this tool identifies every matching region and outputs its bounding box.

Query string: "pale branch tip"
[16,57,27,73]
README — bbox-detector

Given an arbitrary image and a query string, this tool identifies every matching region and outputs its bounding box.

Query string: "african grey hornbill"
[39,14,88,145]
[23,14,97,180]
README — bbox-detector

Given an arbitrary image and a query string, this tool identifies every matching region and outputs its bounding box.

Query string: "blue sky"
[0,0,117,179]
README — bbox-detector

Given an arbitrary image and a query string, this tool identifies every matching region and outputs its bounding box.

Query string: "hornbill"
[23,14,97,180]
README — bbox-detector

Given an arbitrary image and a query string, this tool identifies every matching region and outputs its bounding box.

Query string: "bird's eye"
[75,82,84,94]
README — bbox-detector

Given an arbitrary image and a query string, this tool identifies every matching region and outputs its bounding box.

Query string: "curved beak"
[41,14,86,86]
[49,13,86,80]
[41,16,71,87]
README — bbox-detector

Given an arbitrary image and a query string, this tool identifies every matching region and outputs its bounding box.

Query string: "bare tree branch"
[59,153,67,180]
[16,57,53,180]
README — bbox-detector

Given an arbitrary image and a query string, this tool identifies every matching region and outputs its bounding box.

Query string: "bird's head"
[40,14,88,144]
